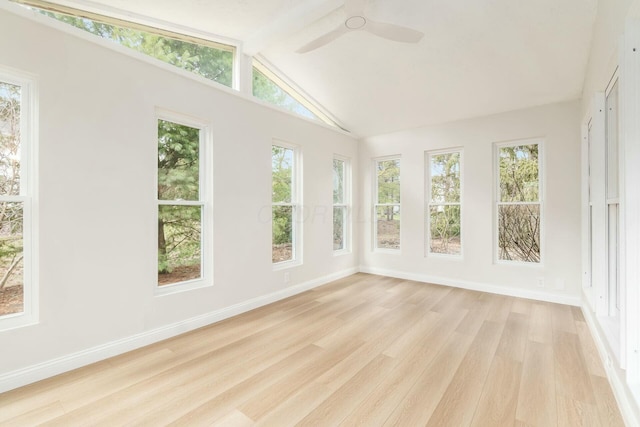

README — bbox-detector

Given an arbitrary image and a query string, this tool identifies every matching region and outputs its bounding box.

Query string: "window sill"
[155,278,212,297]
[427,253,464,261]
[333,249,351,257]
[374,248,401,255]
[0,311,38,332]
[273,260,302,271]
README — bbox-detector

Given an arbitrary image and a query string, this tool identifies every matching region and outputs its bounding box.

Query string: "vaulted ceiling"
[44,0,598,137]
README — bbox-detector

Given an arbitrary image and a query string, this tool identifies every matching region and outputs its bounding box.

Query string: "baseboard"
[582,304,640,426]
[0,267,358,394]
[358,265,582,306]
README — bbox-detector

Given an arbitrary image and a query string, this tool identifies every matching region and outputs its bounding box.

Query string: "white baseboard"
[582,304,640,426]
[358,265,582,306]
[0,267,358,394]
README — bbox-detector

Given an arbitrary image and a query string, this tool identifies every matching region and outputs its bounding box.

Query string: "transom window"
[374,157,401,251]
[427,150,462,256]
[496,141,542,263]
[253,59,339,128]
[18,0,235,88]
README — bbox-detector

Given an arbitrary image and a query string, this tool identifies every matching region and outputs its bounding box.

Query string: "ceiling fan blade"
[364,20,424,43]
[297,24,349,53]
[344,0,367,17]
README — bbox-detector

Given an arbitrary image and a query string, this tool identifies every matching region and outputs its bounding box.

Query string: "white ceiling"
[47,0,598,137]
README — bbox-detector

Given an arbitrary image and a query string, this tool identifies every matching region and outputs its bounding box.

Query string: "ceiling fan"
[296,0,424,53]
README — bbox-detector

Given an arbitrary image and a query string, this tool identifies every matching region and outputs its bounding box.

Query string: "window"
[20,1,234,88]
[427,150,462,256]
[272,143,300,265]
[0,69,34,326]
[374,157,400,250]
[606,75,620,315]
[157,116,209,288]
[253,59,340,128]
[333,156,350,253]
[496,141,542,263]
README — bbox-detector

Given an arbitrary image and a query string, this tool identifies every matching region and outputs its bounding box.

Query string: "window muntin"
[253,60,340,129]
[272,143,300,265]
[496,142,542,263]
[374,158,400,250]
[20,1,234,88]
[427,150,462,256]
[157,118,205,287]
[0,73,33,324]
[333,157,350,252]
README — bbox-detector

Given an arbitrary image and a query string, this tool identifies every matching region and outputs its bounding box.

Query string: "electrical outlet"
[537,277,545,288]
[284,272,290,284]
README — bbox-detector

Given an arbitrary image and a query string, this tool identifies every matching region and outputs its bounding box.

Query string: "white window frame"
[272,140,302,270]
[252,57,342,129]
[373,155,401,253]
[333,155,351,255]
[16,0,239,90]
[605,70,622,318]
[494,138,544,266]
[0,65,37,331]
[155,109,213,296]
[426,148,463,258]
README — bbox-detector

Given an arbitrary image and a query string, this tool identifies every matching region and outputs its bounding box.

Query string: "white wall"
[0,6,358,383]
[359,101,582,304]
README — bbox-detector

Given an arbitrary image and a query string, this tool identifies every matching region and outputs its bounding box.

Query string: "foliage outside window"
[253,60,339,128]
[23,2,234,87]
[497,142,541,263]
[427,150,462,256]
[0,76,30,319]
[375,158,400,250]
[333,157,350,252]
[157,119,204,286]
[272,144,299,264]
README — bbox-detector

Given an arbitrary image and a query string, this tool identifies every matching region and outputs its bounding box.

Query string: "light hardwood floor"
[0,273,625,426]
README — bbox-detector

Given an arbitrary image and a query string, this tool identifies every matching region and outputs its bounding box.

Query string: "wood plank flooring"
[0,273,625,426]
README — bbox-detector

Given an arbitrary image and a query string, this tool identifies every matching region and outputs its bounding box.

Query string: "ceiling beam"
[243,0,343,56]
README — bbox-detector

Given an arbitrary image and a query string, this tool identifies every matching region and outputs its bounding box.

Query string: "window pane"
[376,206,400,249]
[498,204,540,262]
[499,145,539,202]
[430,153,460,203]
[158,120,200,201]
[252,67,319,121]
[333,206,345,250]
[377,159,400,204]
[0,82,21,197]
[333,159,345,204]
[0,201,24,316]
[272,145,293,203]
[606,80,619,199]
[429,205,461,255]
[38,10,233,87]
[273,205,293,263]
[158,205,202,286]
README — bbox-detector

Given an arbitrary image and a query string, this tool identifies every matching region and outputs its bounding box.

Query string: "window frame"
[272,140,302,270]
[333,155,351,255]
[0,65,37,331]
[155,109,213,296]
[494,138,544,266]
[426,148,463,259]
[252,58,342,129]
[16,0,238,90]
[373,155,401,253]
